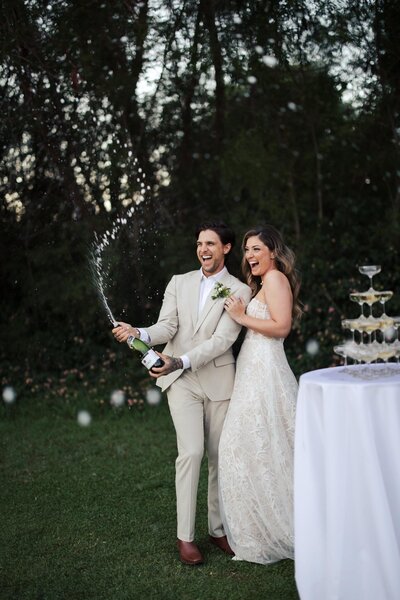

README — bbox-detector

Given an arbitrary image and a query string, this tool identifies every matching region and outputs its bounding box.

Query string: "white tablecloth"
[294,363,400,600]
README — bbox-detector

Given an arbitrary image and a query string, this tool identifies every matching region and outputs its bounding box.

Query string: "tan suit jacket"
[146,269,252,401]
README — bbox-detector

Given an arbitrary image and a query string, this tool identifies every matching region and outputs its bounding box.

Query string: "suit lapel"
[193,271,232,334]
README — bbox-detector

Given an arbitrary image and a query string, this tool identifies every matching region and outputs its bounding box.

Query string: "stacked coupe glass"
[334,265,400,365]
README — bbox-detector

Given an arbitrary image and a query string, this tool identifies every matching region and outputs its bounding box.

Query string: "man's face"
[196,229,231,277]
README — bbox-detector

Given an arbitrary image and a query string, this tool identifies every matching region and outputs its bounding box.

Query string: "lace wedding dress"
[219,297,298,565]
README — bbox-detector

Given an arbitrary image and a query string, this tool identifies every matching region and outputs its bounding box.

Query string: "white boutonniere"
[212,282,232,300]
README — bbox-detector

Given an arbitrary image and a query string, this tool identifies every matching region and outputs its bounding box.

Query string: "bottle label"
[142,349,161,370]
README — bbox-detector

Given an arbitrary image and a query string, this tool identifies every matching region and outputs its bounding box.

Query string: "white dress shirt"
[198,266,228,314]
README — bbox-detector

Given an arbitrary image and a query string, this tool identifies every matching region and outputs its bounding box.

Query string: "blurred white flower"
[3,386,16,404]
[145,387,162,406]
[306,339,320,356]
[77,410,92,427]
[110,389,125,408]
[247,75,257,85]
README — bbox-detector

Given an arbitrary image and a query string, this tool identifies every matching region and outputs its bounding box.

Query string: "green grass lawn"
[0,385,299,600]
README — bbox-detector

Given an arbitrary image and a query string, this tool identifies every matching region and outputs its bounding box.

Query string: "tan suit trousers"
[167,369,230,542]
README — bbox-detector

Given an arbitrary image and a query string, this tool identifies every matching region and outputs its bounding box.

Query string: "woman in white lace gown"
[219,225,302,565]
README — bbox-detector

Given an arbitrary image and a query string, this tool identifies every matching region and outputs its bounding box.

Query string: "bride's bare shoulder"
[263,270,289,287]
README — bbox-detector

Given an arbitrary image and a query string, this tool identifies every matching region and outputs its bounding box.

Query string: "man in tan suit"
[113,222,252,565]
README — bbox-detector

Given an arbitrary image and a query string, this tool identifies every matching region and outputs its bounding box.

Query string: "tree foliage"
[1,0,399,376]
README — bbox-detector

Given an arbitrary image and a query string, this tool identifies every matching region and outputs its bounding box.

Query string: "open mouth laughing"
[201,255,212,264]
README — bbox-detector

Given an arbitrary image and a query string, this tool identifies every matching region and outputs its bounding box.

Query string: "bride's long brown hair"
[241,225,302,323]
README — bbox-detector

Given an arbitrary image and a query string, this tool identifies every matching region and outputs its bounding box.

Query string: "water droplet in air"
[306,339,319,356]
[3,386,16,404]
[110,389,125,407]
[145,388,162,406]
[262,55,278,67]
[77,410,92,426]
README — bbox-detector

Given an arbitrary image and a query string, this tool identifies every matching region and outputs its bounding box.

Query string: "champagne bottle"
[126,334,165,370]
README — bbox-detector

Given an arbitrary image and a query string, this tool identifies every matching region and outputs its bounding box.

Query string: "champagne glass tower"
[335,265,397,365]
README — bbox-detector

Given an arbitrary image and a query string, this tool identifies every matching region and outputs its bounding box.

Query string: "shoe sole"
[179,558,204,565]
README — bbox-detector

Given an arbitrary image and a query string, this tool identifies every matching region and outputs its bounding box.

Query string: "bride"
[219,225,302,565]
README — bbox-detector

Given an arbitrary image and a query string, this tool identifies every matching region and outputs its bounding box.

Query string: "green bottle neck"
[127,336,151,355]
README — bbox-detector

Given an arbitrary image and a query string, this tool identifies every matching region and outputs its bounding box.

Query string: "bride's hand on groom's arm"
[149,353,183,379]
[112,322,139,343]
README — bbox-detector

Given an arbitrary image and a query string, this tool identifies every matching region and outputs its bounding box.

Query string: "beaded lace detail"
[219,298,298,564]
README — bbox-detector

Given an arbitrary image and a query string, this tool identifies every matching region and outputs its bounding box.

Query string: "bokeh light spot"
[77,410,92,427]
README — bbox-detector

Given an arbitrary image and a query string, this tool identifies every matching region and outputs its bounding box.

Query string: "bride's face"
[244,235,276,278]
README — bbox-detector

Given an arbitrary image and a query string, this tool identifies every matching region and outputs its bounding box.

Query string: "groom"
[113,221,251,565]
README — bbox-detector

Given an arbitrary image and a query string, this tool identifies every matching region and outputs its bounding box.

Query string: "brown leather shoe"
[209,535,235,556]
[177,539,204,565]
